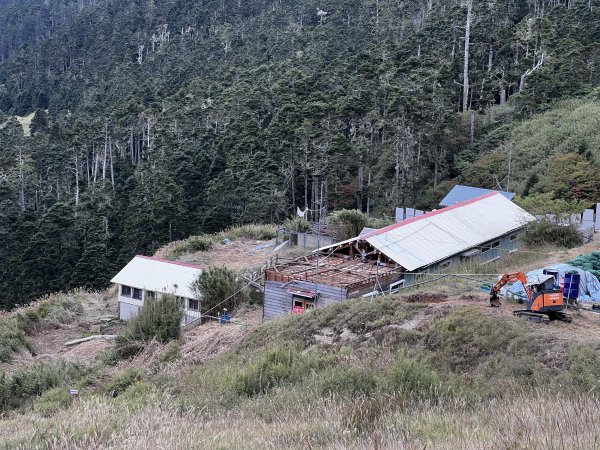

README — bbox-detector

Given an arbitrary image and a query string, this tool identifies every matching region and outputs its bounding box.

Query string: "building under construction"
[263,254,403,319]
[263,192,536,319]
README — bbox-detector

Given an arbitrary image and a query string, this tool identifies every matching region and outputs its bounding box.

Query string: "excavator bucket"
[490,293,501,308]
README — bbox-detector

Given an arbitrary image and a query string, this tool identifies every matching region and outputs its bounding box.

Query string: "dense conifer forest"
[1,0,600,308]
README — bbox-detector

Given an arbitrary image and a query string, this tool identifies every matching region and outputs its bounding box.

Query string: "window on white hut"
[132,288,143,300]
[145,291,156,300]
[121,285,132,297]
[188,298,200,312]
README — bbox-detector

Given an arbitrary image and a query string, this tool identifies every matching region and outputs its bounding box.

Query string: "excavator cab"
[524,275,565,316]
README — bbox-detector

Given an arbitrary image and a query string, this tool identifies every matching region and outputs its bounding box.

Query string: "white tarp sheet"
[505,263,600,302]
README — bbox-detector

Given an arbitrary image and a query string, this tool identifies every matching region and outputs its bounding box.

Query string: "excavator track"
[513,310,572,323]
[513,310,550,323]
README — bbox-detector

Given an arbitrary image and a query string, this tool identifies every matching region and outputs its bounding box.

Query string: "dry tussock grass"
[1,390,599,449]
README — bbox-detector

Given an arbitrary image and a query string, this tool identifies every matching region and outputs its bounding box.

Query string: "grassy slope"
[2,234,600,448]
[1,293,600,448]
[468,98,600,194]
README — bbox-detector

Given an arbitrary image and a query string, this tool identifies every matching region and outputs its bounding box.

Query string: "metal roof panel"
[440,185,515,207]
[110,256,202,299]
[319,193,535,271]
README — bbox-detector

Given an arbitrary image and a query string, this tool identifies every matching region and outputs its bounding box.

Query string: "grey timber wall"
[264,280,347,320]
[119,302,140,321]
[403,230,526,286]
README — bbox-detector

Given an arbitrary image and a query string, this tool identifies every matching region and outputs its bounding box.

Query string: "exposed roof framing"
[265,254,402,289]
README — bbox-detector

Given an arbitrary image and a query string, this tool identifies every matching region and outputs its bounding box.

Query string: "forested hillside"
[1,0,599,308]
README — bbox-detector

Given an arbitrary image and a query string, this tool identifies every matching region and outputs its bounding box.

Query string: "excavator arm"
[489,272,531,307]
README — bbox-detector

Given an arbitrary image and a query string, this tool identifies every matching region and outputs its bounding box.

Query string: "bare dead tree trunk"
[109,135,115,187]
[462,0,473,112]
[358,155,364,210]
[500,88,507,104]
[520,53,545,91]
[487,43,493,72]
[102,124,108,180]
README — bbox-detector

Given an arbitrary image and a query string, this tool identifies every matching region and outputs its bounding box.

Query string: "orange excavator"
[489,272,572,323]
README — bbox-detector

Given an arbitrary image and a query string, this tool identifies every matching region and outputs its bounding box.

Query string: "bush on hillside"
[326,209,368,240]
[171,235,214,256]
[0,317,30,362]
[283,217,310,233]
[105,368,146,398]
[514,192,588,217]
[524,220,582,248]
[366,216,394,230]
[223,224,276,240]
[191,266,249,317]
[115,294,183,359]
[33,387,71,417]
[0,361,84,411]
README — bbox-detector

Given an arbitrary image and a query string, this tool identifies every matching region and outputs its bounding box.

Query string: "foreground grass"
[2,295,600,448]
[1,390,599,449]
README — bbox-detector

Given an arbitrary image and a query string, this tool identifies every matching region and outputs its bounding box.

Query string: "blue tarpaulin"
[504,264,600,302]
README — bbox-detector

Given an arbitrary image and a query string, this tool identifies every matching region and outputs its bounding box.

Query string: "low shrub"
[171,235,214,256]
[115,294,183,359]
[0,361,84,411]
[366,216,395,229]
[318,367,377,396]
[45,296,84,324]
[191,266,249,316]
[234,346,332,397]
[105,368,146,398]
[224,224,276,240]
[385,358,443,399]
[0,317,30,362]
[283,217,310,233]
[33,387,71,417]
[326,209,368,240]
[524,219,582,248]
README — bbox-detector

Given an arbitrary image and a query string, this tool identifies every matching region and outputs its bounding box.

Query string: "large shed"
[111,255,202,323]
[263,192,535,319]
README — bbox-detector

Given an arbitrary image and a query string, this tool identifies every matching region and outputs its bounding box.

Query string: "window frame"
[481,241,500,253]
[188,298,200,312]
[121,285,132,297]
[291,295,315,313]
[439,260,453,270]
[132,288,143,300]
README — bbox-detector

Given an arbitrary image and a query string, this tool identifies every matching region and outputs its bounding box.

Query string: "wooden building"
[263,254,403,319]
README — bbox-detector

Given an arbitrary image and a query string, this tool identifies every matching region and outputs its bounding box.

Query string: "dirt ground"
[157,238,310,272]
[409,292,600,343]
[0,292,122,375]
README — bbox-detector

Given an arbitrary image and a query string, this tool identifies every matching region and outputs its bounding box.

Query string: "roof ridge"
[363,191,501,239]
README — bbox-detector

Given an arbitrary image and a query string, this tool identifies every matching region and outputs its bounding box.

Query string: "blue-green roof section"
[440,185,515,207]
